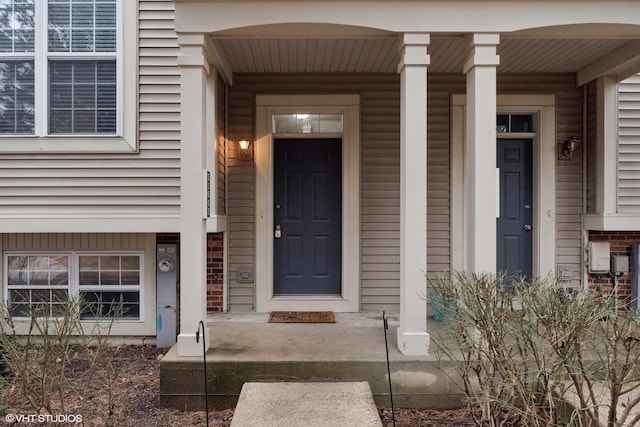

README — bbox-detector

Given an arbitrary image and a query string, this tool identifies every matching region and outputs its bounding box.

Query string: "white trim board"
[255,94,361,312]
[451,94,557,278]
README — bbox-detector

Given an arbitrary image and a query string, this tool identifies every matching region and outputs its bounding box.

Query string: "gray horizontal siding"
[217,74,227,216]
[618,74,640,212]
[226,73,584,311]
[586,81,597,214]
[0,0,181,219]
[1,233,150,251]
[227,74,454,312]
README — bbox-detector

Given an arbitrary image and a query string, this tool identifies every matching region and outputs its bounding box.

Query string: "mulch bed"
[0,345,520,426]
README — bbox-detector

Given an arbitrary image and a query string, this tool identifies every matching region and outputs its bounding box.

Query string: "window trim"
[0,0,137,153]
[77,252,142,320]
[4,251,144,322]
[5,253,71,317]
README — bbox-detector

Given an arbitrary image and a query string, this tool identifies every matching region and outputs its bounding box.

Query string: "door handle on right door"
[524,224,532,231]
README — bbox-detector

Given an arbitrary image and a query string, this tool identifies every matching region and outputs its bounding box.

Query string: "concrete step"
[159,355,465,410]
[230,382,382,427]
[159,313,465,410]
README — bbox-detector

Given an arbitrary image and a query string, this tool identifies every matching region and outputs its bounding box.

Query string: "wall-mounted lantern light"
[558,136,580,161]
[238,139,253,161]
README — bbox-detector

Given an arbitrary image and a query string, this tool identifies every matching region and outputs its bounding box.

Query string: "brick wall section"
[588,231,640,306]
[207,233,224,312]
[156,233,225,312]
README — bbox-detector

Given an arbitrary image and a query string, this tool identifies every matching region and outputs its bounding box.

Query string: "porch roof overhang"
[175,1,640,85]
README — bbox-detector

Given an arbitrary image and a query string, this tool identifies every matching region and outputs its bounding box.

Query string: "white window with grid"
[6,254,70,317]
[77,253,141,319]
[0,0,131,147]
[4,251,143,320]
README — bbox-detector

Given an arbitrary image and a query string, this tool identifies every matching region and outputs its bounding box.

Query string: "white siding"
[0,0,181,219]
[618,74,640,212]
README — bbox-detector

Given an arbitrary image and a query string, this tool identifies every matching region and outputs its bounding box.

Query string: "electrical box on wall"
[612,255,629,275]
[588,241,610,274]
[237,266,254,283]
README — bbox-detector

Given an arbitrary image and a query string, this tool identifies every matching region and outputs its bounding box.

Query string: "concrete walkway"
[230,382,383,427]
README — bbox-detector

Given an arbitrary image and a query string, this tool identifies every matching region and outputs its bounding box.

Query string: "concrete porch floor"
[159,311,466,410]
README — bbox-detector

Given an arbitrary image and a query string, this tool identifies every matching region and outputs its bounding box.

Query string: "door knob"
[524,224,532,231]
[275,224,282,239]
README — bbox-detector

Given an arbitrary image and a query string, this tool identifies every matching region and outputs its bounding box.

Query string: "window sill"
[0,135,137,154]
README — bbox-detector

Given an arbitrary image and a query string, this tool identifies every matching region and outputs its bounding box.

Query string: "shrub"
[430,272,640,427]
[0,297,123,420]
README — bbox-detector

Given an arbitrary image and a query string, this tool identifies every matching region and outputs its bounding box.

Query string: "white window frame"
[4,253,71,317]
[0,0,137,153]
[76,252,143,320]
[4,251,144,322]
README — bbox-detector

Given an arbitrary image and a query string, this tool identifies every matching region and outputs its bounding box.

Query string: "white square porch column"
[396,33,430,356]
[463,34,500,274]
[176,34,211,356]
[595,75,618,215]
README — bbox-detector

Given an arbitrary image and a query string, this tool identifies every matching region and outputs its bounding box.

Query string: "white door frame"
[255,94,360,312]
[451,94,556,277]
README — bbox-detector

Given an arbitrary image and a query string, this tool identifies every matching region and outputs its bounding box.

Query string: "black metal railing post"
[383,311,396,427]
[196,320,210,427]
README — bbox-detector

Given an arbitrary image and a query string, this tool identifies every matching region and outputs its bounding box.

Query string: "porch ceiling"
[212,35,636,77]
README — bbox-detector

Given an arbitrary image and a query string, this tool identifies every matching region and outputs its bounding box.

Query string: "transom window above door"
[496,114,534,133]
[273,114,343,134]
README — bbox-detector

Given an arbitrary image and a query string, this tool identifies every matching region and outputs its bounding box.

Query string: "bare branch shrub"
[0,296,124,423]
[430,272,640,427]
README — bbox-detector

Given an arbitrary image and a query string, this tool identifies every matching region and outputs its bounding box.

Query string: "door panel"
[274,138,342,295]
[497,139,533,280]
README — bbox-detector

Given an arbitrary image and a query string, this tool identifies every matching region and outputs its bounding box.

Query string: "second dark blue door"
[273,138,342,295]
[497,139,533,280]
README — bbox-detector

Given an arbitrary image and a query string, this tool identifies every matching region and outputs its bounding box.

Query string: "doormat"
[268,311,336,323]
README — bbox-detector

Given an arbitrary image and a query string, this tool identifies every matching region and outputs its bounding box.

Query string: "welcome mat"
[268,311,336,323]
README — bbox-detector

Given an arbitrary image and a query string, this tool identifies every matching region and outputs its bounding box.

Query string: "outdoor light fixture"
[558,136,580,161]
[238,139,253,161]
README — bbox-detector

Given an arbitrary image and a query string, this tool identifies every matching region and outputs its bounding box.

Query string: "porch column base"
[397,328,430,356]
[177,328,209,357]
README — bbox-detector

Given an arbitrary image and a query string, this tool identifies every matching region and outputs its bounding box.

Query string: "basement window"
[4,252,143,320]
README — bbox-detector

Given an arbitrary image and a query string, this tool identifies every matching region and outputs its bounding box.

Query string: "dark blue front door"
[497,139,533,280]
[273,138,342,295]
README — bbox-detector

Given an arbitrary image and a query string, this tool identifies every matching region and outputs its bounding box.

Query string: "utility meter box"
[612,255,629,275]
[157,244,178,348]
[588,241,610,273]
